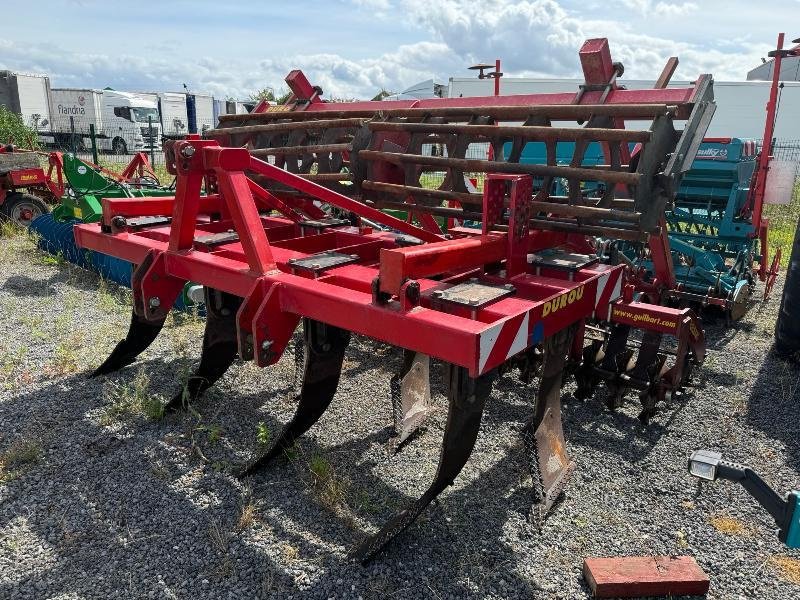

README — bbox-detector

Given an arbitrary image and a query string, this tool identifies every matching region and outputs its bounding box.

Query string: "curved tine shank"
[167,288,243,411]
[351,364,496,564]
[91,311,168,378]
[522,326,577,524]
[238,319,351,477]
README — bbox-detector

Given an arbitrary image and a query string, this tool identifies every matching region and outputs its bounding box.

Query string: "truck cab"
[102,91,161,154]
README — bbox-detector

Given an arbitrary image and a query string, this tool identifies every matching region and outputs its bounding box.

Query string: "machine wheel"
[775,212,800,358]
[1,193,49,227]
[112,138,127,155]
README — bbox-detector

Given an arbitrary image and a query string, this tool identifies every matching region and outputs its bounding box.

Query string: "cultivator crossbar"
[75,38,710,560]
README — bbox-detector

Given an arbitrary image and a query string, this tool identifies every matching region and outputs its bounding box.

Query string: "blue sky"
[1,0,797,100]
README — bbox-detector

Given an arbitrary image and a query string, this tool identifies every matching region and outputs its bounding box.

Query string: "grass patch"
[0,219,23,238]
[708,514,752,536]
[764,180,800,268]
[308,453,349,510]
[770,555,800,585]
[0,438,42,483]
[50,334,83,375]
[101,367,165,424]
[0,346,28,387]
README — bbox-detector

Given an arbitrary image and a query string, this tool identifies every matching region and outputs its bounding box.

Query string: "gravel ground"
[1,230,799,600]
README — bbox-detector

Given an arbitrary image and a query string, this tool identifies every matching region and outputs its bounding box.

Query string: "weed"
[236,502,257,532]
[38,252,63,267]
[256,422,271,446]
[97,278,118,313]
[102,368,165,424]
[308,453,348,509]
[208,519,229,555]
[0,346,28,386]
[279,542,299,563]
[0,219,22,238]
[51,335,82,375]
[0,438,42,482]
[195,424,223,445]
[19,314,46,340]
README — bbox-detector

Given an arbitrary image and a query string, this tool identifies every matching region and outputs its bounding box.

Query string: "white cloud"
[619,0,698,17]
[0,0,783,102]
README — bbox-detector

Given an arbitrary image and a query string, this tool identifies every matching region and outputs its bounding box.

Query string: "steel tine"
[166,288,242,411]
[238,319,350,477]
[91,311,167,377]
[523,326,576,523]
[389,350,434,452]
[351,364,496,564]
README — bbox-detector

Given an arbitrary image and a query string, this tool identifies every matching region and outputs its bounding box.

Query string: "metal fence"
[34,116,217,168]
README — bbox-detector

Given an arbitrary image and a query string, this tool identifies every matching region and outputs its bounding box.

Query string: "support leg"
[239,318,350,476]
[351,364,496,563]
[167,288,242,410]
[522,327,576,523]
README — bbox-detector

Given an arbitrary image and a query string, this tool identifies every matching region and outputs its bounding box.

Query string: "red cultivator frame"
[75,38,710,561]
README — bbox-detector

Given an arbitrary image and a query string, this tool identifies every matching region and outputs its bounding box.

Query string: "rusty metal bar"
[251,172,352,183]
[655,57,679,89]
[359,150,641,186]
[361,180,478,203]
[367,121,652,143]
[207,118,368,137]
[251,143,351,156]
[218,103,678,123]
[361,180,640,221]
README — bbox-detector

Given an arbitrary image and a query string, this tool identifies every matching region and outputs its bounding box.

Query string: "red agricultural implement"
[0,145,160,226]
[75,38,711,561]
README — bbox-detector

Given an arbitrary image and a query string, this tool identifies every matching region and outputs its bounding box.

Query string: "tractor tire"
[1,192,50,227]
[775,212,800,358]
[112,138,127,155]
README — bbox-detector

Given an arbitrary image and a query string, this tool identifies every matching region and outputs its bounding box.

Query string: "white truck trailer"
[447,77,800,139]
[0,71,54,133]
[45,88,162,154]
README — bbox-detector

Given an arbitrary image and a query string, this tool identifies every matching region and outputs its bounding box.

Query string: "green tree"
[0,106,40,148]
[249,87,292,105]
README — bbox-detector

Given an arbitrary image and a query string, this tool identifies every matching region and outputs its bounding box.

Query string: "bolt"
[261,340,273,350]
[221,308,231,317]
[432,290,444,299]
[350,254,359,260]
[148,297,161,309]
[180,145,196,158]
[469,298,479,305]
[111,216,127,229]
[311,263,321,269]
[322,343,331,352]
[504,284,515,291]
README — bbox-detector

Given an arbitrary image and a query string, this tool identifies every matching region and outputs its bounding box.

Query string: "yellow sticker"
[542,285,585,317]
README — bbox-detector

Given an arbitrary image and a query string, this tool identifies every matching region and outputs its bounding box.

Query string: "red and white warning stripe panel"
[476,266,624,374]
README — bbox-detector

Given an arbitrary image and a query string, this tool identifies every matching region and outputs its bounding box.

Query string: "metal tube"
[358,150,642,185]
[251,143,352,156]
[367,121,652,143]
[208,118,368,137]
[218,103,678,123]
